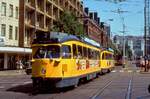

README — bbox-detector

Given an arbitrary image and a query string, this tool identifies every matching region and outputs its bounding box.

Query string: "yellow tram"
[100,49,114,73]
[31,32,114,88]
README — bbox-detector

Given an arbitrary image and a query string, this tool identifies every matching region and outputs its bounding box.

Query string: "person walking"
[140,57,145,72]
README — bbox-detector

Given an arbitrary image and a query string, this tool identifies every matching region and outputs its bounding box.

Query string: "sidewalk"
[0,70,26,76]
[122,61,150,73]
[122,61,141,72]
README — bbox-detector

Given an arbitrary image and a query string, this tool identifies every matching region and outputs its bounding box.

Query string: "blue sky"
[82,0,144,36]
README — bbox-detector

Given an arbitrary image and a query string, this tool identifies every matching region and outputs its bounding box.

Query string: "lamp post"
[144,0,149,72]
[119,17,127,68]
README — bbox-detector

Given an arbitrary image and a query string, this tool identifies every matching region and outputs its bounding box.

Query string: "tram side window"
[73,44,77,58]
[94,50,99,60]
[106,53,109,60]
[88,48,92,59]
[62,45,71,59]
[102,53,105,60]
[83,47,87,58]
[96,51,100,60]
[110,54,113,60]
[77,45,83,59]
[91,50,96,59]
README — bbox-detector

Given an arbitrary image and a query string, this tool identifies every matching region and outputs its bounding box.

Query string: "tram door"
[61,45,72,77]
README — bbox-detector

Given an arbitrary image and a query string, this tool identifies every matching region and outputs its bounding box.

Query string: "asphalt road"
[0,64,150,99]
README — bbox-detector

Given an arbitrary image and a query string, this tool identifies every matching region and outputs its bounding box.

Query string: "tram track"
[89,73,118,99]
[35,70,135,99]
[90,71,135,99]
[125,72,134,99]
[90,80,113,99]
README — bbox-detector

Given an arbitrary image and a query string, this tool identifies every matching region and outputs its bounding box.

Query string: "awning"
[0,47,32,54]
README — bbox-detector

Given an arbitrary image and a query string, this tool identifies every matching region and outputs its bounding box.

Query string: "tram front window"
[33,45,60,59]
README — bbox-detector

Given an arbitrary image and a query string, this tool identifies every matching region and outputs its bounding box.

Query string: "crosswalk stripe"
[111,70,116,72]
[11,84,19,87]
[111,70,141,73]
[23,81,32,84]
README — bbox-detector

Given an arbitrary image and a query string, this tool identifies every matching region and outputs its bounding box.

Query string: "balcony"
[36,0,44,12]
[46,3,52,16]
[25,0,35,9]
[53,6,59,20]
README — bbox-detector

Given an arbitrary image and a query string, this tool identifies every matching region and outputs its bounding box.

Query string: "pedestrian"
[16,60,24,70]
[140,57,145,71]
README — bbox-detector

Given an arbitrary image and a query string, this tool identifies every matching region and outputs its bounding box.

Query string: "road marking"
[120,70,124,72]
[111,70,141,73]
[11,84,20,87]
[111,70,116,72]
[128,70,132,73]
[125,75,133,99]
[23,81,32,84]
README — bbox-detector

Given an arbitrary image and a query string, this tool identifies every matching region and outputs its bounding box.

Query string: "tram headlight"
[41,68,46,74]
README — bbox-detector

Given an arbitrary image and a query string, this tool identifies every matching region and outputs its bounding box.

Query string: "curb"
[0,70,26,76]
[140,71,150,74]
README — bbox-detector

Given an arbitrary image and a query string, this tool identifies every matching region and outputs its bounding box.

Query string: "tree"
[52,11,84,37]
[125,41,133,59]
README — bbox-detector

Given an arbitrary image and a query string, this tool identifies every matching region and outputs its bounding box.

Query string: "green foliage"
[125,41,133,59]
[52,11,84,37]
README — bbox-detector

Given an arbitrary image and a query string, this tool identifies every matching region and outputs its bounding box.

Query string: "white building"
[0,0,31,70]
[114,35,144,58]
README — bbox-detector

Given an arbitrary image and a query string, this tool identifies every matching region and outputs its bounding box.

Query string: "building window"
[1,2,6,16]
[1,24,6,36]
[15,7,18,19]
[15,27,18,40]
[9,4,13,17]
[9,25,13,39]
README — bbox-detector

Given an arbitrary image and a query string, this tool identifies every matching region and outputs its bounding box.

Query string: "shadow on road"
[6,83,33,94]
[6,83,75,96]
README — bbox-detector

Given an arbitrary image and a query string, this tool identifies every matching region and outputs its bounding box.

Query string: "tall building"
[0,0,31,70]
[83,7,110,47]
[19,0,83,48]
[114,35,144,58]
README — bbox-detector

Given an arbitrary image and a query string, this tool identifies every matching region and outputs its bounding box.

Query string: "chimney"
[84,7,89,15]
[94,12,98,22]
[89,12,94,19]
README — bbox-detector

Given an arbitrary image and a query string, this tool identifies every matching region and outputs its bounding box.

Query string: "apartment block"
[0,0,31,70]
[0,0,19,46]
[84,8,110,47]
[114,35,144,58]
[19,0,83,47]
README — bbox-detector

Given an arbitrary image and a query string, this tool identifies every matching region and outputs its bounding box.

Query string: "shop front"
[0,47,32,70]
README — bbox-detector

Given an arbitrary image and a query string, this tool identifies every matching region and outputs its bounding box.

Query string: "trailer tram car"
[31,32,103,89]
[100,49,114,74]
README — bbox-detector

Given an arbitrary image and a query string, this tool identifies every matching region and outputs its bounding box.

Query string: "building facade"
[84,7,111,48]
[19,0,83,48]
[114,35,144,58]
[0,0,31,70]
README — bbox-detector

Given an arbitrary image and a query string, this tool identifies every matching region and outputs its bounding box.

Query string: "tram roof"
[33,31,101,48]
